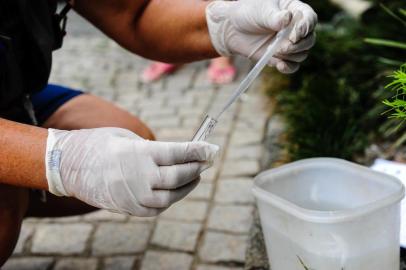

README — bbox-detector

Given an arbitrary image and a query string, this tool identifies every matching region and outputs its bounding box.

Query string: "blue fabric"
[31,84,83,125]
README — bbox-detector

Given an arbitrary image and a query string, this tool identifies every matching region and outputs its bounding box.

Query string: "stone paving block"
[240,98,268,111]
[196,265,244,270]
[54,258,98,270]
[167,96,195,107]
[208,124,232,136]
[182,116,202,128]
[31,223,92,255]
[226,145,263,161]
[103,256,136,270]
[115,73,138,89]
[83,210,127,222]
[230,131,263,146]
[207,135,228,148]
[114,84,139,96]
[215,178,254,204]
[141,251,193,270]
[221,160,260,177]
[160,201,208,222]
[92,223,152,255]
[193,69,214,90]
[13,223,34,254]
[234,121,266,135]
[141,107,176,119]
[155,128,194,141]
[166,71,194,92]
[135,99,165,110]
[201,167,218,183]
[147,116,180,129]
[2,257,54,270]
[144,79,164,92]
[152,220,201,252]
[178,107,205,117]
[51,216,82,223]
[159,89,187,99]
[187,182,213,200]
[238,110,268,124]
[207,205,253,233]
[199,232,248,263]
[128,216,157,223]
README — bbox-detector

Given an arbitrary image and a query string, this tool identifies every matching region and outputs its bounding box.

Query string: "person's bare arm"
[72,0,218,63]
[0,118,48,190]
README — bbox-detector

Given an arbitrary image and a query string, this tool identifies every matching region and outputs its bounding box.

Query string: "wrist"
[45,129,69,196]
[205,1,233,57]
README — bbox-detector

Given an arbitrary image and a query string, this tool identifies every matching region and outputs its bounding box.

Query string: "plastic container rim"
[253,157,405,224]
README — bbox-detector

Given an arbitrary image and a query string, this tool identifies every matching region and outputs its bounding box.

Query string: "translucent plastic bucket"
[253,158,405,270]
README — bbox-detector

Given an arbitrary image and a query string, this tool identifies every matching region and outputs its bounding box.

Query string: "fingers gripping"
[154,162,210,189]
[142,178,201,209]
[148,141,219,166]
[258,9,292,32]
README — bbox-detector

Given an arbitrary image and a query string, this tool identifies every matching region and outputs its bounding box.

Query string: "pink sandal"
[141,62,179,83]
[207,63,237,85]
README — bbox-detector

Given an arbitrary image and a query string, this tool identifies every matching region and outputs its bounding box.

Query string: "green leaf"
[383,64,406,121]
[398,8,406,19]
[364,38,406,50]
[377,57,404,67]
[380,4,406,27]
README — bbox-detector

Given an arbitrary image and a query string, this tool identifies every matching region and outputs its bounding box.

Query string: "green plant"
[267,15,389,161]
[383,64,406,119]
[362,2,406,65]
[264,0,406,161]
[364,4,406,128]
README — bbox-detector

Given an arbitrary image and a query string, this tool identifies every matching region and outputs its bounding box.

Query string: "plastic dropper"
[192,13,299,142]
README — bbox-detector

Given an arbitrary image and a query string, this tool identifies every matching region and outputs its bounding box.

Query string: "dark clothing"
[0,0,67,124]
[31,84,83,126]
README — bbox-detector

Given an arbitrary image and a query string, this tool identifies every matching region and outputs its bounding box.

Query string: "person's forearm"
[73,0,219,63]
[0,118,48,190]
[131,0,218,62]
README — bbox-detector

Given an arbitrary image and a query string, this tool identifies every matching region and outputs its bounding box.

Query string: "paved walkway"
[4,12,271,270]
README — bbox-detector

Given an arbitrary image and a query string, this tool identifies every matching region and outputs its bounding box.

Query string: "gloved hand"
[45,128,219,217]
[206,0,317,73]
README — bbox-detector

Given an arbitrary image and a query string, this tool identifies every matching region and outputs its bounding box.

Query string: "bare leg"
[42,94,155,140]
[27,93,156,217]
[0,185,28,266]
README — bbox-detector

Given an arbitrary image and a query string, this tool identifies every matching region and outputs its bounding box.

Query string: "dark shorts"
[31,84,83,126]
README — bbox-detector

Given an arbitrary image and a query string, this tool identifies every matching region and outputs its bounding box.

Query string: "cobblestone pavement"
[4,12,271,270]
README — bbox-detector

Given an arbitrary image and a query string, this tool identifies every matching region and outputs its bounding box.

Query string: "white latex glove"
[45,128,219,217]
[206,0,317,73]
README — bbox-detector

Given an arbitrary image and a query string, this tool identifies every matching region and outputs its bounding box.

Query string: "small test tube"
[191,115,218,142]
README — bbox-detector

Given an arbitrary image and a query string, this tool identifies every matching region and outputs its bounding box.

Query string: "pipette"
[192,14,298,142]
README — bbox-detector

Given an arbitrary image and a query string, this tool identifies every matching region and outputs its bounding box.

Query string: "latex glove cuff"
[45,129,69,197]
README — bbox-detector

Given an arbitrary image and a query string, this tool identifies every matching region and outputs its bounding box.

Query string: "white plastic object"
[192,14,297,142]
[371,158,406,247]
[253,158,405,270]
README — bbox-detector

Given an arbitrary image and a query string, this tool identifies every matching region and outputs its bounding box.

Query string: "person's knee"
[128,118,156,141]
[0,185,28,267]
[43,94,156,140]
